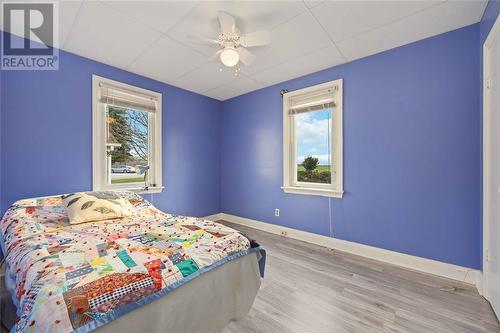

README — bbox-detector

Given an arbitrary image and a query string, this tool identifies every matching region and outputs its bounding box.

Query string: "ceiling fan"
[192,11,271,70]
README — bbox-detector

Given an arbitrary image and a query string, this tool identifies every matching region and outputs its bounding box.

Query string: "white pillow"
[62,191,137,224]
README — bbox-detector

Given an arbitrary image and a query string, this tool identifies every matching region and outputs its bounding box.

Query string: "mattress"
[0,192,265,333]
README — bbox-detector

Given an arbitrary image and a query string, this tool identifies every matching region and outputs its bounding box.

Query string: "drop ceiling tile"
[59,1,84,48]
[102,1,199,33]
[167,1,306,56]
[250,45,344,86]
[242,12,333,75]
[172,61,238,94]
[204,75,264,100]
[127,35,208,83]
[311,0,443,42]
[64,1,161,68]
[336,0,487,62]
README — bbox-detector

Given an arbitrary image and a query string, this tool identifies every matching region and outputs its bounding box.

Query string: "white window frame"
[92,75,163,194]
[282,79,343,198]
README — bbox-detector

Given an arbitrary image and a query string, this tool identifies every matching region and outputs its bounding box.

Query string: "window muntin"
[93,75,162,193]
[282,79,343,198]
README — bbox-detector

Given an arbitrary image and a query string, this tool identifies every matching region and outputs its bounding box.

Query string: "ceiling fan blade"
[240,30,271,47]
[186,34,219,45]
[238,47,256,66]
[209,49,223,62]
[218,11,236,35]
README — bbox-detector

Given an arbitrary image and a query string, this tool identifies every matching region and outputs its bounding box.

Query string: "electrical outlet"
[281,231,288,236]
[274,208,280,217]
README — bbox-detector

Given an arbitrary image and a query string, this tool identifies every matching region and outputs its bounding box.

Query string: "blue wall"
[0,33,222,217]
[221,24,481,269]
[0,17,489,270]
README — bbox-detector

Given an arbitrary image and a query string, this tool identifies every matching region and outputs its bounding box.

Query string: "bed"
[0,191,265,333]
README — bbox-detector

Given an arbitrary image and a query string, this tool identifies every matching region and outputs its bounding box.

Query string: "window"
[92,75,162,193]
[282,79,343,198]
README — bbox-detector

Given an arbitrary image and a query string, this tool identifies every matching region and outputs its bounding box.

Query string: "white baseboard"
[475,271,484,296]
[203,212,481,290]
[201,213,224,221]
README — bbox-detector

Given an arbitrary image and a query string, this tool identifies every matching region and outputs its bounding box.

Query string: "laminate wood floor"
[220,221,500,333]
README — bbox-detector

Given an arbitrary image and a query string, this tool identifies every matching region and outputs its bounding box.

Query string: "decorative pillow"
[62,191,138,224]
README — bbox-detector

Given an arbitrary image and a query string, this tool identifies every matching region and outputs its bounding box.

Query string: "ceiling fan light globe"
[220,48,239,67]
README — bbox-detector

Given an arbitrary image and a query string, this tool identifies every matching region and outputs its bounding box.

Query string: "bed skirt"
[92,251,262,333]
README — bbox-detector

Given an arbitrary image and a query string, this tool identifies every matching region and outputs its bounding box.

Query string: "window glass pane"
[106,105,149,185]
[295,108,332,184]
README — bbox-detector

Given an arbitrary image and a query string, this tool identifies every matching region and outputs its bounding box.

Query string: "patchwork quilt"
[0,192,263,333]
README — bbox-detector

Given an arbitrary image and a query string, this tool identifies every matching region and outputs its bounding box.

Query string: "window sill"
[129,186,164,194]
[281,186,343,198]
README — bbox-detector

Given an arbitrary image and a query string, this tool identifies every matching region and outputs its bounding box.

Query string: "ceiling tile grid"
[17,0,489,100]
[64,1,162,68]
[310,0,445,43]
[126,35,208,84]
[250,45,345,87]
[335,0,488,62]
[102,1,199,34]
[240,11,334,75]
